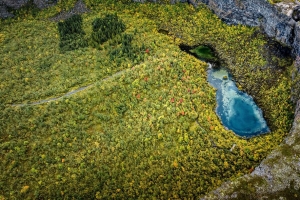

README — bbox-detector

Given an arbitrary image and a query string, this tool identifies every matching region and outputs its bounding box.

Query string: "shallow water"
[207,64,270,137]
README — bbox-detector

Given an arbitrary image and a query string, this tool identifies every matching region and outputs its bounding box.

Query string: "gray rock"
[2,0,29,9]
[0,0,58,18]
[195,0,296,50]
[49,0,89,22]
[33,0,57,9]
[0,2,14,18]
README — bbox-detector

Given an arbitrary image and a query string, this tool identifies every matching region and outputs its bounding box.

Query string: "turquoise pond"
[207,65,270,137]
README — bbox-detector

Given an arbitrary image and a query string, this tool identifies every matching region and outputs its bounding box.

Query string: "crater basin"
[207,65,270,137]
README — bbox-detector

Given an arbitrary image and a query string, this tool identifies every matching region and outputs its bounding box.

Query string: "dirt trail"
[12,69,129,107]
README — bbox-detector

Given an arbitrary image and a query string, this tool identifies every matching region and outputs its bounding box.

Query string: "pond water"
[207,64,270,137]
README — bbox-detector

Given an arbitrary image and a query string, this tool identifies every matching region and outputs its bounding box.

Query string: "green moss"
[230,179,300,200]
[190,45,218,63]
[229,176,267,198]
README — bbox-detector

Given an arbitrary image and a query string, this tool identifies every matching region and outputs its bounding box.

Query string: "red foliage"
[249,167,254,173]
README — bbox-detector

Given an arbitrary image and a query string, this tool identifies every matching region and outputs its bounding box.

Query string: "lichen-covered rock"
[275,2,298,17]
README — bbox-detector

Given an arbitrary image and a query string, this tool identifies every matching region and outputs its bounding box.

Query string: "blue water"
[207,65,270,137]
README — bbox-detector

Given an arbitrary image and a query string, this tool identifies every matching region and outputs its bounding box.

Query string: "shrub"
[57,14,88,52]
[108,33,146,63]
[91,13,126,46]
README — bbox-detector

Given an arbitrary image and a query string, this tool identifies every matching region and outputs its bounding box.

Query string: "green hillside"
[0,0,294,199]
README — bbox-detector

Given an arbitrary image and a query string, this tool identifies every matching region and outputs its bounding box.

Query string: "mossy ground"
[0,0,295,199]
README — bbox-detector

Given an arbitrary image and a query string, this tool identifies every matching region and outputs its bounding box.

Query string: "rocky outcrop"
[2,0,29,9]
[0,0,57,18]
[189,0,299,54]
[33,0,58,9]
[211,1,289,41]
[49,0,89,22]
[1,0,56,9]
[0,1,13,18]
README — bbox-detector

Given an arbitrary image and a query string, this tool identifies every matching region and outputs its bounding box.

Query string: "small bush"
[91,14,126,46]
[57,14,88,52]
[108,33,146,63]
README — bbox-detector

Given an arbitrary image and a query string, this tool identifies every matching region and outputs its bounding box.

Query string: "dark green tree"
[91,13,126,46]
[58,14,88,52]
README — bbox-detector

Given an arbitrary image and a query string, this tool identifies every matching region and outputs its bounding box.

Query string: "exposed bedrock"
[198,0,300,58]
[196,0,295,48]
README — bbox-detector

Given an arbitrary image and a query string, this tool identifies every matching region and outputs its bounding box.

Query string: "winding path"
[12,68,131,107]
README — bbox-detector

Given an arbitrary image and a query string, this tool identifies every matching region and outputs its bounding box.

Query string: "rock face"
[203,1,289,41]
[189,0,300,55]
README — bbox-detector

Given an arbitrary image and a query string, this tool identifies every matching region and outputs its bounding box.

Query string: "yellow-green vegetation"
[0,0,294,199]
[269,0,295,4]
[0,33,4,43]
